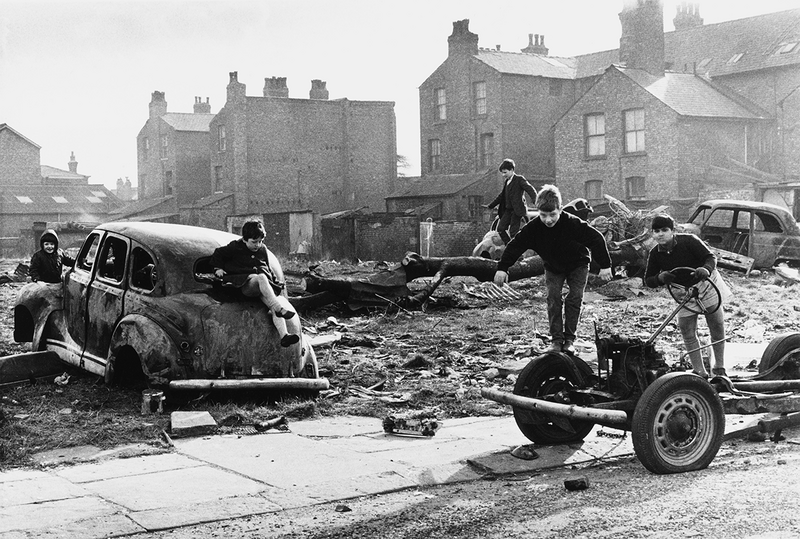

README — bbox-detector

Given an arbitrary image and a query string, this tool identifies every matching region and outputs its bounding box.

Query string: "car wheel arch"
[107,313,182,385]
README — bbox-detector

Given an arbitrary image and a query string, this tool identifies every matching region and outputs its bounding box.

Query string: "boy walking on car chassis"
[210,220,300,348]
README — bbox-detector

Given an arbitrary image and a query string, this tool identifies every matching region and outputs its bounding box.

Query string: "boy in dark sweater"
[644,214,730,377]
[494,185,612,353]
[29,229,75,283]
[210,220,299,348]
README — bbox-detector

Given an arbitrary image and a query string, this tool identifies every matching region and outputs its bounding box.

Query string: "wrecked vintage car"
[14,222,328,393]
[680,199,800,269]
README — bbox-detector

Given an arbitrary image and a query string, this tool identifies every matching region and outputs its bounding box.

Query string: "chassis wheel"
[632,372,724,474]
[759,332,800,378]
[513,353,594,444]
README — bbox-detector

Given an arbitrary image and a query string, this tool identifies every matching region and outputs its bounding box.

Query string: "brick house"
[555,65,771,208]
[209,72,397,217]
[0,123,41,186]
[421,4,800,212]
[136,92,215,205]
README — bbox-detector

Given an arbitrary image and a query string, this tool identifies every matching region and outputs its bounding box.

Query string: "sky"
[1,0,799,189]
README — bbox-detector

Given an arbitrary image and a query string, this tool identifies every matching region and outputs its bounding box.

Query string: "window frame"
[479,133,494,169]
[584,113,606,158]
[585,180,603,203]
[428,139,441,172]
[159,135,168,158]
[625,176,646,200]
[473,81,487,116]
[434,87,446,121]
[623,108,646,154]
[218,125,227,151]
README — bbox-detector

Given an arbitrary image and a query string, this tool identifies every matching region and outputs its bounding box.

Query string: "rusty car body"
[14,222,327,392]
[680,199,800,269]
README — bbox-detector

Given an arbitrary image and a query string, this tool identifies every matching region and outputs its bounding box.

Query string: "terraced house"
[420,2,800,218]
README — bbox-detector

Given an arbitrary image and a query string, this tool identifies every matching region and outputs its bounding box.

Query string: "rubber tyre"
[512,353,594,444]
[758,332,800,377]
[632,372,724,474]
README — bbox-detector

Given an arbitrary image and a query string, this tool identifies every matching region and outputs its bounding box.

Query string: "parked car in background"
[679,200,800,269]
[14,222,327,393]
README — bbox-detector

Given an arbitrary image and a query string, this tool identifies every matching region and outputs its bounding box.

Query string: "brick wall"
[420,220,486,257]
[0,130,41,186]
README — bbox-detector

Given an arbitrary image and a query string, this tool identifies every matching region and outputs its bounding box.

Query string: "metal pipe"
[481,387,629,427]
[730,380,800,392]
[169,377,330,391]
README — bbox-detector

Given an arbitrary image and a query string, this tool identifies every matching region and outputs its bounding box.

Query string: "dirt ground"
[1,256,799,468]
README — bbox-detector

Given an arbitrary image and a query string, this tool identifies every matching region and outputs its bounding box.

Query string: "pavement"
[0,342,781,538]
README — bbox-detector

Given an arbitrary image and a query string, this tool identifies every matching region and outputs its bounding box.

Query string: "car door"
[81,234,130,373]
[750,210,786,268]
[64,231,103,366]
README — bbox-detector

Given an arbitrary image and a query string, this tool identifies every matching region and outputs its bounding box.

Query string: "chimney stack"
[448,19,479,57]
[263,76,289,97]
[619,0,665,77]
[68,151,78,173]
[673,2,703,31]
[227,71,246,104]
[309,79,329,100]
[521,33,549,55]
[148,90,167,119]
[193,96,211,113]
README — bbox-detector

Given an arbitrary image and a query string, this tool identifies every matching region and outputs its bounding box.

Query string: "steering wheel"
[666,266,722,315]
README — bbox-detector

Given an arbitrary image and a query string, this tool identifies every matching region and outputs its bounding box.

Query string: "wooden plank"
[709,246,754,275]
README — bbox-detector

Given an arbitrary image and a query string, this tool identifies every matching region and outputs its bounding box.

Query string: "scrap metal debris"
[462,282,523,301]
[511,444,539,460]
[383,413,441,436]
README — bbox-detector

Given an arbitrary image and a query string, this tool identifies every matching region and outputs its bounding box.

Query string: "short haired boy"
[643,214,730,377]
[494,185,613,353]
[210,220,300,347]
[486,158,538,244]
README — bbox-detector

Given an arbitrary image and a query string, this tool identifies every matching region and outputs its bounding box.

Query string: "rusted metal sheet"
[169,378,329,391]
[722,394,800,414]
[0,351,64,387]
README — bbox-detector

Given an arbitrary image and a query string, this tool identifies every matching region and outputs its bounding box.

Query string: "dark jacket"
[644,233,716,288]
[210,239,282,291]
[488,174,537,218]
[497,211,612,274]
[29,229,75,283]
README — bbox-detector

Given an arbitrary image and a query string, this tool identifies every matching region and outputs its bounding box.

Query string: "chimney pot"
[495,44,500,51]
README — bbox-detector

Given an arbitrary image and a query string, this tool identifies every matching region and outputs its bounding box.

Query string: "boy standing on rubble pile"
[493,185,613,354]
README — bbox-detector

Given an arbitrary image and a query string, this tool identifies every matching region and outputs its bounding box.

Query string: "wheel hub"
[665,408,697,446]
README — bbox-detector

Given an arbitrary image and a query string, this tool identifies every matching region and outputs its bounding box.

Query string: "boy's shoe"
[562,341,575,354]
[280,334,300,347]
[546,342,563,353]
[711,367,728,377]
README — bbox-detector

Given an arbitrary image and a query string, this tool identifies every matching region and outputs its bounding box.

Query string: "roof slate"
[387,171,493,198]
[161,113,215,132]
[0,184,121,214]
[40,165,89,181]
[618,67,767,119]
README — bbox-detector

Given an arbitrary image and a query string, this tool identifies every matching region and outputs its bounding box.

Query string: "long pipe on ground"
[169,378,330,391]
[481,387,630,428]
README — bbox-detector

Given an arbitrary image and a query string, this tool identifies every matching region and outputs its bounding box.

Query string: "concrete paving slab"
[170,410,217,437]
[79,465,266,512]
[257,485,320,510]
[174,432,409,489]
[31,445,103,466]
[129,494,282,532]
[54,452,202,484]
[0,496,121,534]
[405,461,485,486]
[370,435,513,468]
[288,415,383,438]
[467,442,599,475]
[293,470,417,503]
[0,468,49,484]
[20,514,144,539]
[0,474,90,507]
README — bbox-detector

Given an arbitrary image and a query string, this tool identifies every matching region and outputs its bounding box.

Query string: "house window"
[434,88,446,121]
[139,174,146,197]
[52,196,68,203]
[585,113,606,157]
[625,176,646,200]
[160,135,168,158]
[15,196,32,203]
[428,139,441,172]
[218,125,227,151]
[549,79,562,97]
[91,190,107,198]
[585,180,603,202]
[142,137,149,158]
[624,108,645,153]
[777,42,798,55]
[214,165,223,192]
[165,170,173,196]
[86,196,102,203]
[473,82,486,115]
[468,195,483,219]
[479,133,494,168]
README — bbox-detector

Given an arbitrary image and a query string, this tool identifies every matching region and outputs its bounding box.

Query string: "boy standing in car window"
[210,220,299,348]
